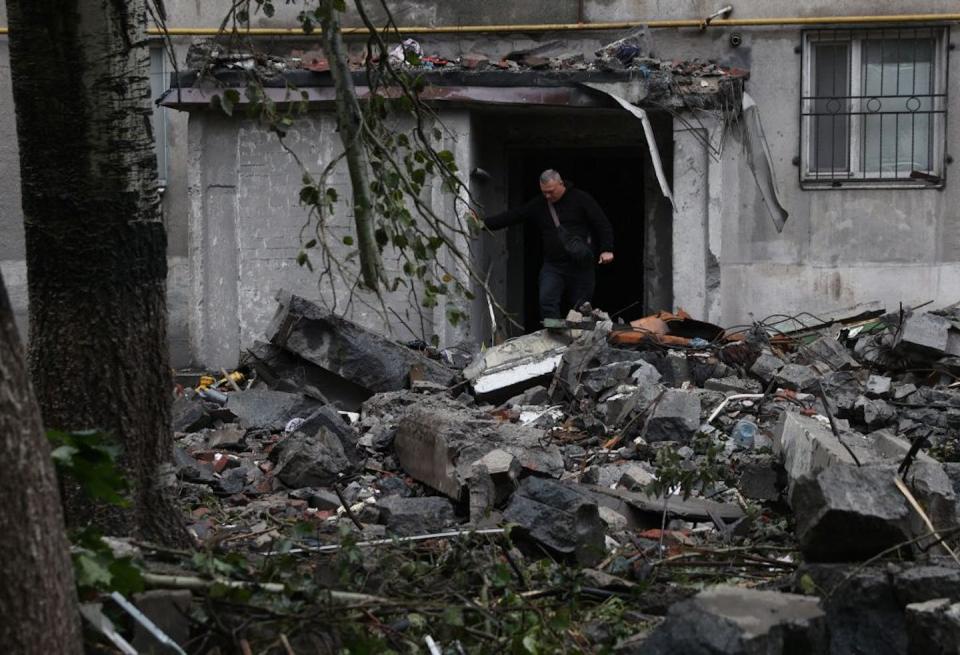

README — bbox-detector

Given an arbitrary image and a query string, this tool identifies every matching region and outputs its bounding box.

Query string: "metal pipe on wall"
[1,13,959,36]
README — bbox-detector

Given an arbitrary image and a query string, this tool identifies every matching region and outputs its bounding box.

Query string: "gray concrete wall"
[666,23,960,327]
[3,0,960,367]
[187,109,476,369]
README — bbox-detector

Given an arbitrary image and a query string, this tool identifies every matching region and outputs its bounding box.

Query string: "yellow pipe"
[1,13,958,36]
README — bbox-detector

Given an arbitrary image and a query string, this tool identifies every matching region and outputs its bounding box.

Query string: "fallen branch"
[141,572,390,606]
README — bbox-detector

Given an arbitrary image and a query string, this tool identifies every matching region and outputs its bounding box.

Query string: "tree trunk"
[0,271,83,654]
[320,1,382,289]
[6,0,189,546]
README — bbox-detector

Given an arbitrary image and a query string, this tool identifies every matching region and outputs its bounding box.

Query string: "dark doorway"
[508,148,646,333]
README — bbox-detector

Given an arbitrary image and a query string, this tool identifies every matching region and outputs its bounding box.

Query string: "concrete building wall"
[2,1,959,368]
[186,109,477,368]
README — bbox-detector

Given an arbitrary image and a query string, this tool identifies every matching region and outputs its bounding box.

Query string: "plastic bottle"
[731,419,757,450]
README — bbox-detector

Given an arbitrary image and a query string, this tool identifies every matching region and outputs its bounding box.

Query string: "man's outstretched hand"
[599,251,614,265]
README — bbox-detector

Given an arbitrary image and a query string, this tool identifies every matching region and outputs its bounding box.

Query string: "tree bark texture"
[320,2,382,289]
[0,271,83,654]
[7,0,189,546]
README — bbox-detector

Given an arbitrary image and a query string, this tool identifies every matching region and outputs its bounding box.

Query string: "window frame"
[799,26,949,189]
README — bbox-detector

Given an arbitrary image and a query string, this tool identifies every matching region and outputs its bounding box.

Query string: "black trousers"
[538,260,595,320]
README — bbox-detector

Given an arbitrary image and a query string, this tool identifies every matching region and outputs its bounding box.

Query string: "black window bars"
[800,27,948,187]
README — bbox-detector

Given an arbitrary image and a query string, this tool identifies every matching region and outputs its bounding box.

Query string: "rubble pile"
[164,294,960,652]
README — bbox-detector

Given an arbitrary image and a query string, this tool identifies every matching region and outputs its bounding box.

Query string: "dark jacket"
[483,187,615,264]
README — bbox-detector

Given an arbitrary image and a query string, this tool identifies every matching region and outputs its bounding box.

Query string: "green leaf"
[342,236,354,246]
[74,553,112,588]
[222,89,240,117]
[304,239,317,249]
[262,2,275,18]
[326,187,339,202]
[799,574,817,595]
[443,605,464,627]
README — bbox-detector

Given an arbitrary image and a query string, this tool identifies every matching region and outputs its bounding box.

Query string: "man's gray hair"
[539,169,563,184]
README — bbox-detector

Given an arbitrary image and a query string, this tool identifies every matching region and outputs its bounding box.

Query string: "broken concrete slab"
[582,484,745,527]
[893,565,960,607]
[641,585,828,655]
[854,395,897,429]
[737,460,783,501]
[805,334,861,371]
[467,449,521,520]
[394,406,563,503]
[630,359,663,387]
[704,376,763,394]
[905,598,960,655]
[270,410,360,488]
[503,477,606,566]
[792,464,911,561]
[378,496,457,537]
[266,291,455,393]
[463,329,572,397]
[245,340,372,410]
[749,350,785,382]
[773,363,820,392]
[798,564,907,655]
[226,387,322,430]
[643,389,701,443]
[866,375,893,398]
[895,312,952,358]
[551,326,610,399]
[206,425,246,450]
[581,361,634,397]
[173,447,216,484]
[171,395,213,433]
[773,412,877,496]
[659,350,692,387]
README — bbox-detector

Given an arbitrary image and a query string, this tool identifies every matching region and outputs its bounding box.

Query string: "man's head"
[539,169,566,203]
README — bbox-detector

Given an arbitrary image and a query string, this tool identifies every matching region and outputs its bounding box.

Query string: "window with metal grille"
[800,27,948,188]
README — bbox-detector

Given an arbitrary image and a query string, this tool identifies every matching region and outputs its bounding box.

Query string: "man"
[480,169,615,320]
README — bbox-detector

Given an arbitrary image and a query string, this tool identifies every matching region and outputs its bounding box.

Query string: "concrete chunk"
[266,291,455,393]
[394,407,563,504]
[896,312,952,357]
[773,412,876,496]
[642,585,828,655]
[379,496,456,536]
[805,334,860,371]
[271,407,361,488]
[774,363,820,392]
[581,361,633,397]
[226,387,322,430]
[866,374,893,398]
[503,477,606,566]
[643,389,701,443]
[463,330,571,397]
[905,598,960,655]
[792,464,911,561]
[749,350,785,382]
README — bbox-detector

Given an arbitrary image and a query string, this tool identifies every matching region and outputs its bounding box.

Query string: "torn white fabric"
[582,84,674,204]
[742,93,789,232]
